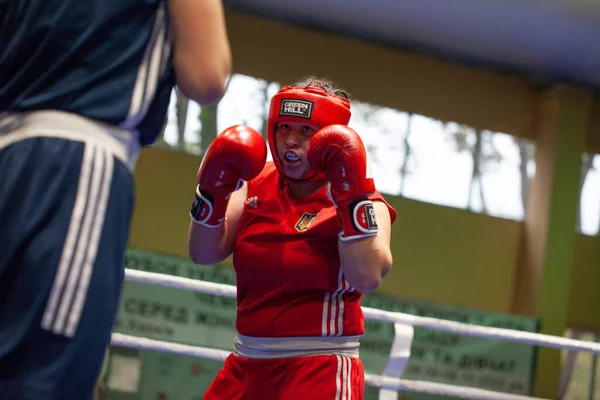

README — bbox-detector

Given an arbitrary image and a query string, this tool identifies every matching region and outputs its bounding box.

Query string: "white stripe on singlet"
[121,4,171,130]
[322,267,355,337]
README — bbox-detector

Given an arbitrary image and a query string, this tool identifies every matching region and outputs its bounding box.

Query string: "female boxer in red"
[188,77,396,400]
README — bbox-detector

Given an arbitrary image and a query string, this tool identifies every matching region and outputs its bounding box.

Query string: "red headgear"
[268,84,351,182]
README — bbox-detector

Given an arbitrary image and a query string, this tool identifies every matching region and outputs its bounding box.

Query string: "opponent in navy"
[0,0,232,398]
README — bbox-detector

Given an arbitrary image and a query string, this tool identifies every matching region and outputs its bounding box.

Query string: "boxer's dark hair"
[292,76,351,100]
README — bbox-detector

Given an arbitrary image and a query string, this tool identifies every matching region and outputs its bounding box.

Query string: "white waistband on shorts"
[0,110,141,172]
[233,333,361,359]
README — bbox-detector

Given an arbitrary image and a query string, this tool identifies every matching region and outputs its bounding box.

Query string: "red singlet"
[233,162,396,338]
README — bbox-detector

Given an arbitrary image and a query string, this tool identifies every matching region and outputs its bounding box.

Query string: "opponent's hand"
[307,125,378,240]
[190,125,267,227]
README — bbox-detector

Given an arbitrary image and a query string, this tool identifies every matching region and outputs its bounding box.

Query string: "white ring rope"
[124,269,600,354]
[117,269,568,400]
[111,332,230,362]
[110,332,549,400]
[363,374,546,400]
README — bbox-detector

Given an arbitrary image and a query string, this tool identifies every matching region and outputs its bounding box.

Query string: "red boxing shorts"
[203,353,364,400]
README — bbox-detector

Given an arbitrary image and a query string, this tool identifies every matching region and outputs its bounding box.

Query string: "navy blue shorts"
[0,125,135,399]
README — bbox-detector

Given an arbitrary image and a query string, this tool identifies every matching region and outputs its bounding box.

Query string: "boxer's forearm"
[338,201,393,293]
[188,183,247,265]
[188,220,230,265]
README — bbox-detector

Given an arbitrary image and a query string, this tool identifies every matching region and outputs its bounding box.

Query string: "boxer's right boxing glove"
[190,125,267,227]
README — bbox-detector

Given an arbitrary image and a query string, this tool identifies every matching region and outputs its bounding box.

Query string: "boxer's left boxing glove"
[190,125,267,227]
[307,125,378,241]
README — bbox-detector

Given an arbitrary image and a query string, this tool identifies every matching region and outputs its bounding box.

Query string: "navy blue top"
[0,0,174,145]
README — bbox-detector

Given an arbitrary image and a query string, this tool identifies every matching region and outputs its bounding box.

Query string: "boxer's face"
[275,121,321,179]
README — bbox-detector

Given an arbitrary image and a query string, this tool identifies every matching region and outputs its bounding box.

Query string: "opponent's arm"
[308,125,393,293]
[168,0,232,105]
[188,126,267,265]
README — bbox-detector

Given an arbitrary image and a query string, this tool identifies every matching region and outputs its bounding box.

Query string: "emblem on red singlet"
[295,212,318,232]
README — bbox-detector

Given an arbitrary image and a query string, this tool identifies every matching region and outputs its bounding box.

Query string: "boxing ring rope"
[121,269,600,354]
[110,333,542,400]
[111,269,599,400]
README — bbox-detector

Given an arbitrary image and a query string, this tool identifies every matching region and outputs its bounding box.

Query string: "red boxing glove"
[190,125,267,227]
[307,125,378,241]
